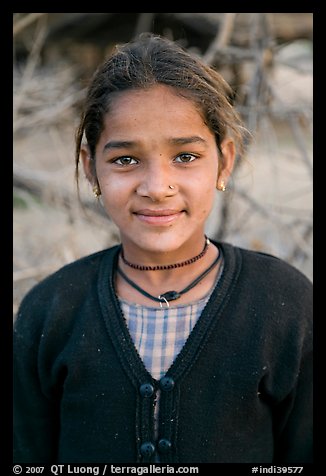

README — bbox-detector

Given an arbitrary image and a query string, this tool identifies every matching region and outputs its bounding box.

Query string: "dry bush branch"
[203,13,237,64]
[13,162,109,221]
[13,13,47,37]
[13,13,313,316]
[13,15,48,124]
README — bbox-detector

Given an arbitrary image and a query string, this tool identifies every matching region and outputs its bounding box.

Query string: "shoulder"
[16,245,120,319]
[216,242,312,351]
[219,240,312,289]
[217,241,312,321]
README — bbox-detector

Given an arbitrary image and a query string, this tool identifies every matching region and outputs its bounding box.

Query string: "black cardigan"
[13,241,313,464]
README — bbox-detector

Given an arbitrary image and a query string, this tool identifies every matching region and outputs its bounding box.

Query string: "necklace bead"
[120,236,210,271]
[117,247,221,308]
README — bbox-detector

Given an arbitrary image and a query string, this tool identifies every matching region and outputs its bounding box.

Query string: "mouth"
[133,209,185,226]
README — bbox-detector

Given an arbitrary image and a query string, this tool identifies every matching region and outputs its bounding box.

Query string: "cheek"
[189,175,217,215]
[202,190,216,214]
[96,161,131,196]
[97,175,131,217]
[195,164,218,191]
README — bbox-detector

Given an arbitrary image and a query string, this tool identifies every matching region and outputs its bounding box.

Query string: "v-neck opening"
[97,241,241,387]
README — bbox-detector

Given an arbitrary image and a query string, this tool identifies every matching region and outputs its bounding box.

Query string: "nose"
[136,163,176,201]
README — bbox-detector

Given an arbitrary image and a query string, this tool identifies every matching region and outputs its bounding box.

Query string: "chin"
[128,229,196,254]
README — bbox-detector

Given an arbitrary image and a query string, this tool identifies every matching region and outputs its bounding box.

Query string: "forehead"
[109,84,197,107]
[103,84,208,135]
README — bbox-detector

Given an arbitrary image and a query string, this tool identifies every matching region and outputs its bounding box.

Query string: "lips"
[133,209,184,225]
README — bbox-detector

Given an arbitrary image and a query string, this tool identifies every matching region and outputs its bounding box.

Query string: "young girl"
[13,33,312,464]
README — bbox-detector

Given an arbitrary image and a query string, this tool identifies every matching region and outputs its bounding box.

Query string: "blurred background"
[13,13,313,317]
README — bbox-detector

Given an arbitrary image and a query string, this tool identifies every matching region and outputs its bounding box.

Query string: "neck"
[118,240,219,285]
[116,241,221,306]
[120,236,210,271]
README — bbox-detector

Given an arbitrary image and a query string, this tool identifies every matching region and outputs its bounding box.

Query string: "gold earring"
[93,185,101,198]
[218,180,226,192]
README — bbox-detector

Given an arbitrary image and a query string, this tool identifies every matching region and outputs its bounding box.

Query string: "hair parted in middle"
[75,32,249,184]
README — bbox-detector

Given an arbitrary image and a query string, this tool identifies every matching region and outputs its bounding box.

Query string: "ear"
[80,144,97,186]
[217,138,236,190]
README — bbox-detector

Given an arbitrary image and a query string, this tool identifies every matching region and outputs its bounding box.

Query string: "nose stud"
[168,185,175,190]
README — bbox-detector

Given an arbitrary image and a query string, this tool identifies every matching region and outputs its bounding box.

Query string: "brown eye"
[114,156,138,166]
[174,153,197,163]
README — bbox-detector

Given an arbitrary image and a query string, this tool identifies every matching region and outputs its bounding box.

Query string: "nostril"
[136,181,177,200]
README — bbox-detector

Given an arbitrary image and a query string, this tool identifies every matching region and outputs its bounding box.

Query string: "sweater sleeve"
[270,266,313,464]
[236,246,313,464]
[13,289,61,463]
[13,249,113,464]
[273,346,313,464]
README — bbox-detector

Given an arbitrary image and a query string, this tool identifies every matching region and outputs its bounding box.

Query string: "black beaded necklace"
[120,236,210,271]
[117,249,221,308]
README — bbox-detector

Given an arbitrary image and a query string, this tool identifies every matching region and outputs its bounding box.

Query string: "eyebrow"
[103,140,135,152]
[102,136,207,153]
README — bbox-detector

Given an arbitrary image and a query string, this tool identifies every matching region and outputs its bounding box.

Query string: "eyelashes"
[112,157,138,166]
[174,153,198,163]
[111,153,199,167]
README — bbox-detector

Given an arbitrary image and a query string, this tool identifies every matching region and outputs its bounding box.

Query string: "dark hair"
[75,32,247,183]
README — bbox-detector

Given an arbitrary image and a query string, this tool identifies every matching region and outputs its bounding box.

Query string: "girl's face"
[83,85,234,258]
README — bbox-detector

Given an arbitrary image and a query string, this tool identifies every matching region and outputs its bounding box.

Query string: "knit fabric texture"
[13,241,313,464]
